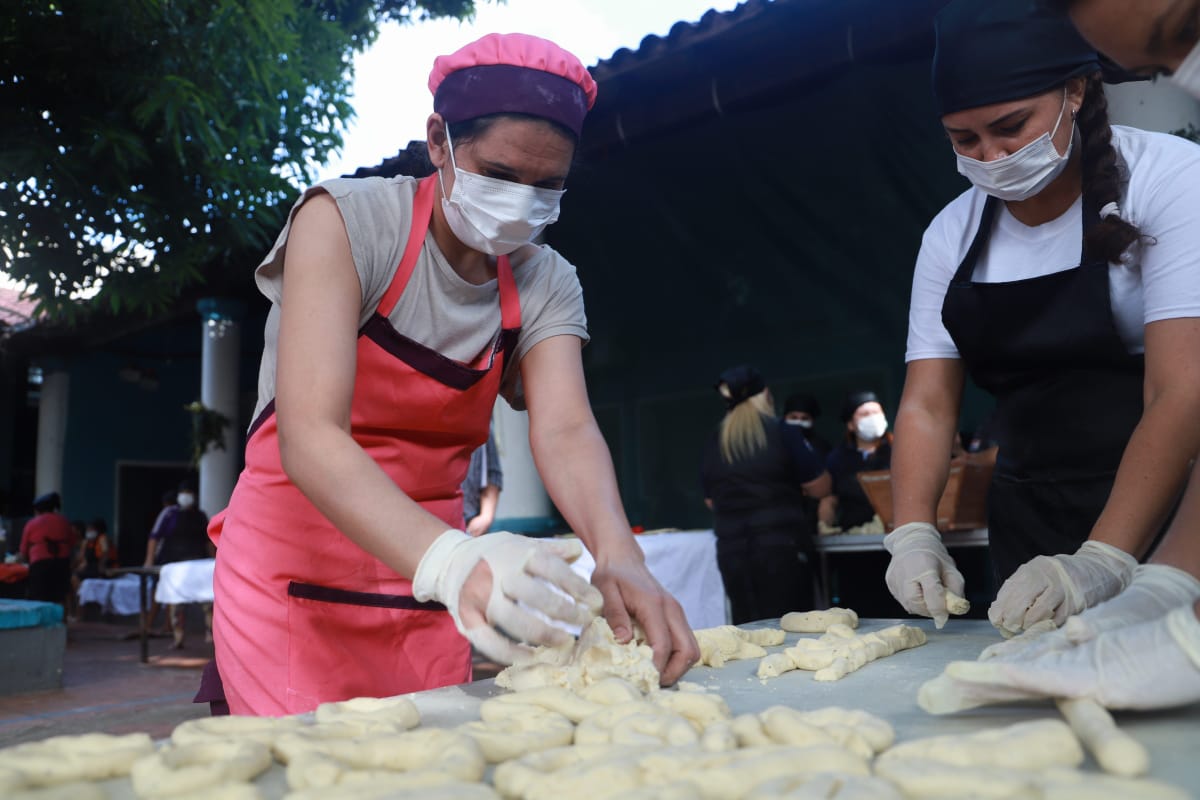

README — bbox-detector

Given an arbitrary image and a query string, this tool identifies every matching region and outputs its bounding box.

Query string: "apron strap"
[377,175,439,318]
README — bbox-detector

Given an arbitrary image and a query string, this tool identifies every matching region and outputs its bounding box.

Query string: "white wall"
[1106,80,1200,133]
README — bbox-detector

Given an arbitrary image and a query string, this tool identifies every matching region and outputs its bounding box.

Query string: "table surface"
[89,618,1198,798]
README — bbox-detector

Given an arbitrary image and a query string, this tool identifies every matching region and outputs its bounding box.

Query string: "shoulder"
[510,244,582,291]
[1115,126,1200,195]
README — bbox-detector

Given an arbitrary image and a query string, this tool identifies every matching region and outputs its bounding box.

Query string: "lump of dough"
[945,590,971,616]
[496,618,659,694]
[780,608,859,633]
[0,732,155,786]
[130,739,272,798]
[458,708,575,763]
[313,695,420,733]
[745,773,904,800]
[172,714,304,748]
[693,626,768,668]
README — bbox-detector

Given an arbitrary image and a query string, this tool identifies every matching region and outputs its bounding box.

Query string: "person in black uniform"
[887,0,1200,634]
[701,365,831,624]
[820,391,892,532]
[782,392,832,461]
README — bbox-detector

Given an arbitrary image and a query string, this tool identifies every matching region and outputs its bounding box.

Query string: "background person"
[19,492,77,608]
[462,422,503,536]
[782,392,832,460]
[701,365,832,623]
[819,391,892,533]
[208,32,697,716]
[886,0,1200,633]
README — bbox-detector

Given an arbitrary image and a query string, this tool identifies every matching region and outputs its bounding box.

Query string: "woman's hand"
[590,554,700,687]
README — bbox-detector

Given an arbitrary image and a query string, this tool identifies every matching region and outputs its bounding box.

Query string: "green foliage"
[1170,123,1200,144]
[0,0,478,322]
[184,400,232,468]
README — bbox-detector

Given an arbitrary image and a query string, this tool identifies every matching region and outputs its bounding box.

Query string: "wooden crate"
[856,447,996,532]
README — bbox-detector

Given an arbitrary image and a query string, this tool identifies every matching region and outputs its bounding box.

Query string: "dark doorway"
[115,462,195,567]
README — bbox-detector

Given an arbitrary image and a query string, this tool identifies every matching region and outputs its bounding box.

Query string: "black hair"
[162,490,178,506]
[447,112,579,150]
[1076,75,1143,264]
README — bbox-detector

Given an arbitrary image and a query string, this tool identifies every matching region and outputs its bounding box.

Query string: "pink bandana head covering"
[428,33,598,137]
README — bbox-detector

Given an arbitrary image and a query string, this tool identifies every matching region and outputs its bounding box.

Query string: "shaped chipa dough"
[482,687,604,724]
[579,676,645,706]
[745,773,904,800]
[172,714,304,748]
[6,784,110,800]
[788,707,894,754]
[520,752,651,800]
[313,695,420,734]
[574,702,698,747]
[757,651,797,679]
[648,743,872,797]
[648,688,732,730]
[737,627,786,647]
[1036,767,1191,800]
[130,740,273,799]
[874,758,1042,799]
[693,626,768,668]
[1055,697,1149,778]
[877,719,1084,771]
[458,708,575,763]
[277,728,485,790]
[780,608,859,633]
[731,714,775,748]
[0,732,155,786]
[285,777,500,800]
[945,590,971,616]
[492,744,643,800]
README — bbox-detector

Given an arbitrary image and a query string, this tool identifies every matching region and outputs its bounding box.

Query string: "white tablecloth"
[569,529,727,630]
[155,558,215,604]
[77,574,149,616]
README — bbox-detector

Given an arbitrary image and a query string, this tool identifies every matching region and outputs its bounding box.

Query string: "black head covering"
[715,365,766,410]
[32,491,61,512]
[783,393,821,418]
[932,0,1101,117]
[841,391,880,423]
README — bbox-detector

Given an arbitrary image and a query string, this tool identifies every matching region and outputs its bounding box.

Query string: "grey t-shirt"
[250,176,589,422]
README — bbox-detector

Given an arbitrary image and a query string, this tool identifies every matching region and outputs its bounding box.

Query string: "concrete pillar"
[34,367,69,498]
[196,298,245,517]
[1106,80,1200,134]
[491,398,556,533]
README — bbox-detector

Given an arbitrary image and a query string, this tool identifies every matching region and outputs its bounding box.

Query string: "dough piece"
[780,608,859,633]
[1055,697,1149,778]
[495,617,659,694]
[578,676,645,706]
[757,651,798,679]
[276,728,485,790]
[7,784,109,800]
[648,688,732,730]
[574,702,698,747]
[519,750,652,800]
[731,713,775,747]
[641,744,872,797]
[693,626,768,668]
[785,707,894,754]
[1036,767,1190,799]
[877,719,1084,771]
[745,773,904,800]
[130,740,272,798]
[492,744,642,800]
[482,687,604,723]
[0,732,155,786]
[148,786,263,800]
[172,714,304,747]
[738,627,787,647]
[699,721,738,752]
[458,708,574,762]
[284,778,499,800]
[313,695,420,734]
[874,758,1041,798]
[813,624,926,682]
[945,589,971,616]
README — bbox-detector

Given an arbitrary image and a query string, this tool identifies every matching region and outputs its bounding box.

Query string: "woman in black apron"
[884,0,1200,636]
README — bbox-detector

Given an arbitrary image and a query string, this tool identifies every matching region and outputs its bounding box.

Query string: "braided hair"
[1075,75,1143,263]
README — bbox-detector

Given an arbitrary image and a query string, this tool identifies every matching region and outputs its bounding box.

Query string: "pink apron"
[209,175,521,715]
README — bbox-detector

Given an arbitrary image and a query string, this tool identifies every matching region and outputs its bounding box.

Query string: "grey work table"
[94,618,1199,798]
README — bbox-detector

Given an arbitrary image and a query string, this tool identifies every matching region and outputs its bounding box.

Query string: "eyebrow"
[477,158,567,186]
[944,109,1027,134]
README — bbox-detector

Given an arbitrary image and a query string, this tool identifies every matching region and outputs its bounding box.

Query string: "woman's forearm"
[531,417,642,567]
[891,405,957,526]
[279,420,450,578]
[1090,389,1200,557]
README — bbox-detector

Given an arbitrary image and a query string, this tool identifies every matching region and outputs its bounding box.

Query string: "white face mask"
[785,418,814,429]
[177,493,195,508]
[955,89,1074,202]
[438,129,565,256]
[855,413,889,442]
[85,531,98,540]
[1171,41,1200,99]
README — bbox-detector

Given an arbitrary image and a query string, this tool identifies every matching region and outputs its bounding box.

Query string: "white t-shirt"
[250,176,589,420]
[906,126,1200,362]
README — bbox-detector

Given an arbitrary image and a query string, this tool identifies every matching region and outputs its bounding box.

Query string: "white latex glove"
[884,522,965,629]
[980,563,1200,662]
[989,541,1137,637]
[413,530,603,664]
[920,603,1200,713]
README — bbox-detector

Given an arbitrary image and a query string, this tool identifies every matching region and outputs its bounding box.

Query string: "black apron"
[941,195,1144,583]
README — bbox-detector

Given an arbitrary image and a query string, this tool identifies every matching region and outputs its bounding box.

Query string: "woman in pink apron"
[207,33,699,716]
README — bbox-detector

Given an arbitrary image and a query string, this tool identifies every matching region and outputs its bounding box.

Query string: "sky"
[314,0,744,181]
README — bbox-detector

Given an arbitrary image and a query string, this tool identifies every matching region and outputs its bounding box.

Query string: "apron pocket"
[284,581,469,714]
